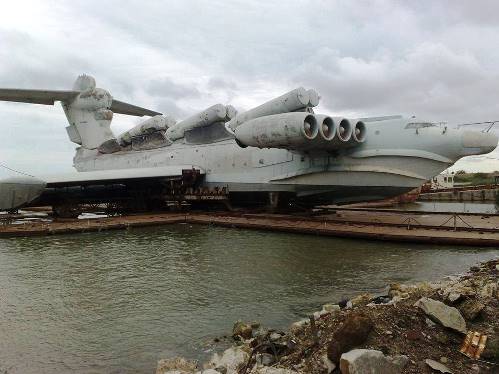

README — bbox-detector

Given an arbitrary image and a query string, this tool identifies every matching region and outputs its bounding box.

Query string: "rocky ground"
[156,259,498,374]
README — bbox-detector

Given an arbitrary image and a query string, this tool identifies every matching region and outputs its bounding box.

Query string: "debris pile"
[156,259,498,374]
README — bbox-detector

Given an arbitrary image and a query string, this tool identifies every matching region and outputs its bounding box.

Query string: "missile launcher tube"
[166,104,227,141]
[234,112,318,149]
[228,87,310,130]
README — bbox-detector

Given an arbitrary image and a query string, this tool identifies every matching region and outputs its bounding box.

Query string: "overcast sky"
[1,0,499,178]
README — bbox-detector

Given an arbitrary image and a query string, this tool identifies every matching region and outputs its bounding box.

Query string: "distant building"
[430,173,455,190]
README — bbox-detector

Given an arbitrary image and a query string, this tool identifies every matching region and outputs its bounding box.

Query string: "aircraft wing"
[43,166,202,186]
[0,89,79,105]
[0,166,204,211]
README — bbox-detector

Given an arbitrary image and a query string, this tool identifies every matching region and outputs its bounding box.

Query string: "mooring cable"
[0,163,35,178]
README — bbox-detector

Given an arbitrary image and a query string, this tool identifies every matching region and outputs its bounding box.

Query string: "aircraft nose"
[461,130,498,156]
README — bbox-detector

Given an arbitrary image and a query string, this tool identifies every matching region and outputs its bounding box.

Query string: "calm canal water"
[0,224,497,374]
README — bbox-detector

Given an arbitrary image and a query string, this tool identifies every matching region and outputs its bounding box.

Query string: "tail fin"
[0,74,162,149]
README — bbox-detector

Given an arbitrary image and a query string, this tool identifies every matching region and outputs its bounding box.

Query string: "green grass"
[453,172,496,186]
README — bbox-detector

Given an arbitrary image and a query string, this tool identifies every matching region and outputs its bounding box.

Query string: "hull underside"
[227,185,413,206]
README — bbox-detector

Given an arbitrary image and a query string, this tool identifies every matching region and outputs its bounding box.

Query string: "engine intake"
[336,117,352,142]
[351,120,367,143]
[318,115,335,141]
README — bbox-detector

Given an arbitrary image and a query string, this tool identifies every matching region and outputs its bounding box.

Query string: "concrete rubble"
[339,349,408,374]
[157,259,498,374]
[425,358,452,373]
[206,346,250,373]
[414,297,467,333]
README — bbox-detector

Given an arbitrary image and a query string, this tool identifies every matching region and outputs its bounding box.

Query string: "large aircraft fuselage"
[73,117,495,206]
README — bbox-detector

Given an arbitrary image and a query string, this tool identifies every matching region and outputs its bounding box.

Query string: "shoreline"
[157,258,498,374]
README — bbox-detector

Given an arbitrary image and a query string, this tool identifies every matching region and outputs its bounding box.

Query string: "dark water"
[0,225,497,374]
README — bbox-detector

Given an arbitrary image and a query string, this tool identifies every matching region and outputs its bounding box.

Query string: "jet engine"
[234,112,318,149]
[118,115,176,146]
[235,113,367,151]
[228,87,315,131]
[314,117,364,149]
[166,104,237,141]
[315,114,336,142]
[349,119,367,144]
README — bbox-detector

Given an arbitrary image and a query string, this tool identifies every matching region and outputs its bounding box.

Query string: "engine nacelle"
[118,115,176,145]
[166,104,228,141]
[228,87,312,131]
[234,112,318,149]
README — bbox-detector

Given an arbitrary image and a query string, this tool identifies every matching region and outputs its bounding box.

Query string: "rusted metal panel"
[460,331,487,359]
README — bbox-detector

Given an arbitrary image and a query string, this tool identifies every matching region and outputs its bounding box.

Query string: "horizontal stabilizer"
[110,99,162,117]
[0,89,162,116]
[0,89,79,105]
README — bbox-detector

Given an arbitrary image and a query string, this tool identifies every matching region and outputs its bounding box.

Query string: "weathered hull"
[72,129,448,206]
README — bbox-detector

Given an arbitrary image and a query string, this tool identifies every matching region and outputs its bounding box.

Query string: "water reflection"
[0,225,497,373]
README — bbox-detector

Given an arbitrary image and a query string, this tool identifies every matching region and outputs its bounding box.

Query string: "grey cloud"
[1,1,499,174]
[147,78,200,99]
[208,77,238,91]
[292,43,499,125]
[155,99,191,120]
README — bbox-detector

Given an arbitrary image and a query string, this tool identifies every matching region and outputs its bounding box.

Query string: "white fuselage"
[72,117,497,205]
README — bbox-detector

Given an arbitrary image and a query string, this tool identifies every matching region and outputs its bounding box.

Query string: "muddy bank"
[157,259,498,374]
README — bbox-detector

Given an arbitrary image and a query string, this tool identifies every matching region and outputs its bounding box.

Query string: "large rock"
[326,313,374,364]
[414,297,466,334]
[388,283,410,300]
[207,347,249,374]
[323,304,341,313]
[442,283,475,303]
[349,293,372,307]
[458,299,485,321]
[233,321,253,340]
[339,349,408,374]
[156,357,198,374]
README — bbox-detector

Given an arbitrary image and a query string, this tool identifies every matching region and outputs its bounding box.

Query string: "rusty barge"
[2,209,499,246]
